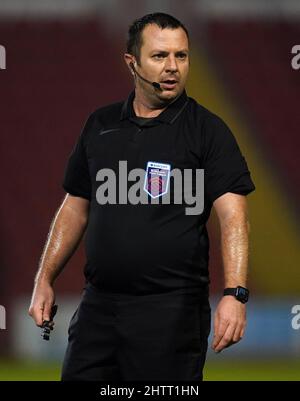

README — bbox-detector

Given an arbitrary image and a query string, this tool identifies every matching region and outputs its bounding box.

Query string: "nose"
[165,54,178,73]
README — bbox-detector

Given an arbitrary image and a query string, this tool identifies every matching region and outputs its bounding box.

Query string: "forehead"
[140,24,189,52]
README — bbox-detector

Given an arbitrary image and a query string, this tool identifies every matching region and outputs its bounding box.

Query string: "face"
[128,24,190,104]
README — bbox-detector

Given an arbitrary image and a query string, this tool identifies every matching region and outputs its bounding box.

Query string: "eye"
[153,54,164,59]
[177,53,187,59]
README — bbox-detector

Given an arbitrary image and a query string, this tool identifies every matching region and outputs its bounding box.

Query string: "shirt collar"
[120,88,189,125]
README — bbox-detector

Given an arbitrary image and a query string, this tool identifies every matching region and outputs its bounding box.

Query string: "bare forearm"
[212,194,249,353]
[35,200,88,285]
[220,213,250,288]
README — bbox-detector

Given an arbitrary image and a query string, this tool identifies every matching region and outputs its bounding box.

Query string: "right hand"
[28,281,55,327]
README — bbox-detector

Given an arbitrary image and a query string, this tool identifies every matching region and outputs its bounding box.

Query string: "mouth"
[160,79,178,90]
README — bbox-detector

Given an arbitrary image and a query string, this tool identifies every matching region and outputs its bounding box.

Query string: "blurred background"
[0,0,300,381]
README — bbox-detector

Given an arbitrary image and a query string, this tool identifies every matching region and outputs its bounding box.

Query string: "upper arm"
[202,113,255,204]
[62,113,94,201]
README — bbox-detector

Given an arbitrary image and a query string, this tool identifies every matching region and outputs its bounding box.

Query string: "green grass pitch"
[0,359,299,381]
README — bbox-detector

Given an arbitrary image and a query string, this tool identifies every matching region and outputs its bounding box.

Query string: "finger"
[33,304,45,327]
[212,319,230,350]
[223,322,245,349]
[212,314,219,349]
[42,303,53,323]
[240,325,246,339]
[214,323,236,352]
[232,323,244,343]
[212,318,229,349]
[212,314,223,349]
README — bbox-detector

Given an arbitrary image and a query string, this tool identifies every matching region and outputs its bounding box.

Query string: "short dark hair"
[126,12,189,65]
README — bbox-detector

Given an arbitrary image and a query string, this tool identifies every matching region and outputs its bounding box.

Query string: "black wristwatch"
[223,286,249,304]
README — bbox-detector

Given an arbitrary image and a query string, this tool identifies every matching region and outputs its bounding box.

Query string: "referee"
[29,13,255,381]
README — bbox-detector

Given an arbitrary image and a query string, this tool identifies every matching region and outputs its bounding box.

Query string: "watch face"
[236,287,249,302]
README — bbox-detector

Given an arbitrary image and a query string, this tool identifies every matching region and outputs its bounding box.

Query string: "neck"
[133,86,167,118]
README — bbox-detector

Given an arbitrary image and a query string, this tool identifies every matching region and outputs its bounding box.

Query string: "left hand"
[212,296,246,353]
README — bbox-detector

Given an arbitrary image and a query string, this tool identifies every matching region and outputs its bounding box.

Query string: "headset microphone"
[130,62,162,91]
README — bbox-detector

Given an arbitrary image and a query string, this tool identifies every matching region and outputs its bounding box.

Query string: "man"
[29,12,255,381]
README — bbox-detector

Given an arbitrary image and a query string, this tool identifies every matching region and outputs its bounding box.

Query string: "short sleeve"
[202,113,255,203]
[62,114,94,200]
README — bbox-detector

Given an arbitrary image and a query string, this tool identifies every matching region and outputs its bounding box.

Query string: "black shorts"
[61,282,211,381]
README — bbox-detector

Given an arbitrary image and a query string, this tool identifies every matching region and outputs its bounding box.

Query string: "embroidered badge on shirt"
[143,161,171,198]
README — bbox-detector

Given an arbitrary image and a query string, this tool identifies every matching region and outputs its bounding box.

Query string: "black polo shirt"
[62,89,255,295]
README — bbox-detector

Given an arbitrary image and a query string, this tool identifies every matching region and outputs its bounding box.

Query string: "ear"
[124,53,136,75]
